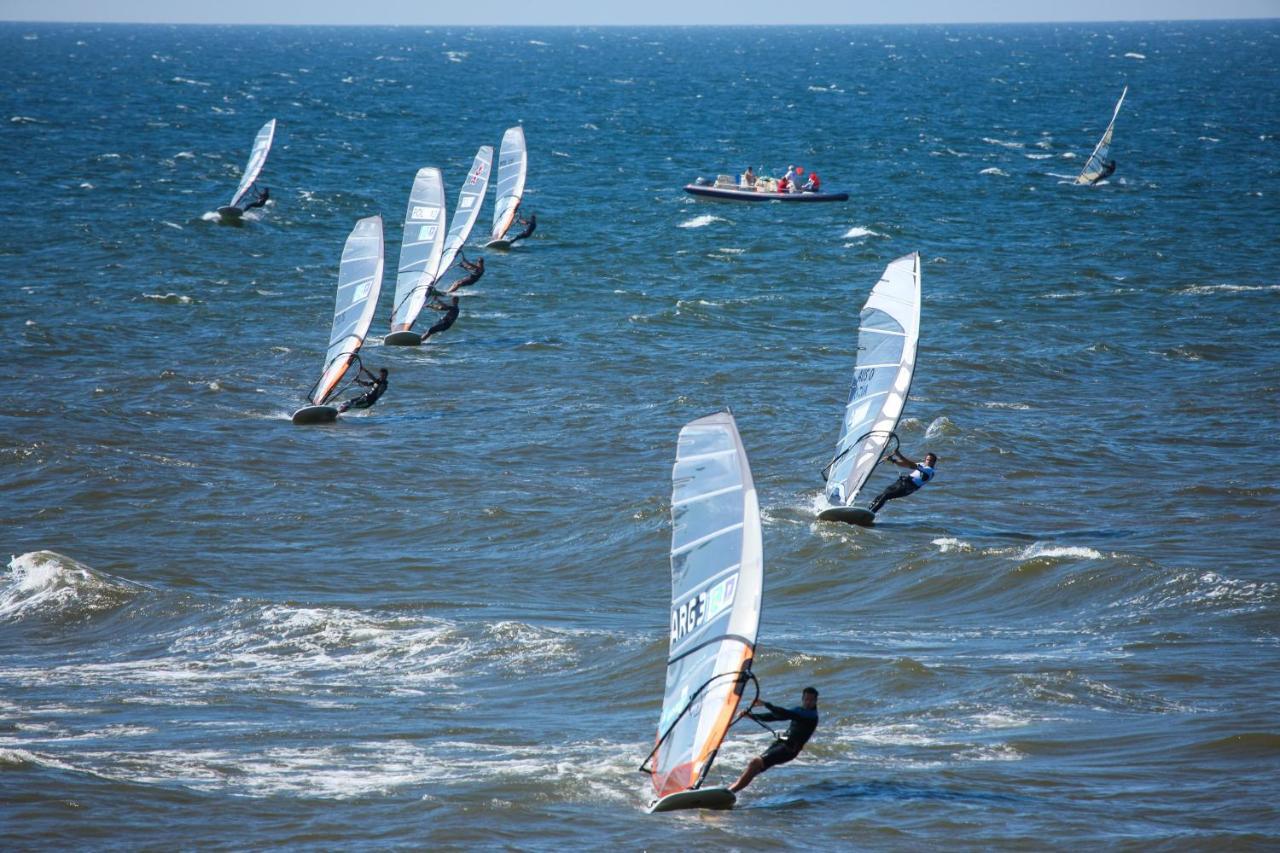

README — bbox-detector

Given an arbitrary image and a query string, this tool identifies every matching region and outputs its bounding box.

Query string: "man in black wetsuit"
[728,686,819,793]
[422,294,460,340]
[244,186,270,210]
[443,254,484,293]
[510,211,536,243]
[1096,159,1117,182]
[337,366,388,413]
[868,451,937,514]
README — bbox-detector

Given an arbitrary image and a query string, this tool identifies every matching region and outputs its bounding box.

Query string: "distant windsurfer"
[443,254,484,293]
[868,450,937,514]
[423,294,460,339]
[1094,159,1117,183]
[244,186,270,210]
[510,211,537,243]
[337,366,388,413]
[728,687,819,793]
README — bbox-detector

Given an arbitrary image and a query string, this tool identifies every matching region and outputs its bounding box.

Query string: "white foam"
[1178,283,1279,295]
[842,225,884,239]
[982,137,1025,149]
[677,214,724,229]
[932,537,972,553]
[1017,543,1103,561]
[953,744,1023,761]
[1025,153,1053,160]
[1124,52,1146,59]
[980,167,1008,176]
[2,552,147,621]
[982,401,1030,410]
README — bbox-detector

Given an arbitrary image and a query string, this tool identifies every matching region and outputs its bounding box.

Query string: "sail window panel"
[672,454,741,505]
[857,330,907,366]
[676,425,736,459]
[673,490,742,550]
[671,529,743,589]
[859,307,905,334]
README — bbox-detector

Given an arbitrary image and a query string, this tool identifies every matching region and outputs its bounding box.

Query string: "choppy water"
[2,20,1278,849]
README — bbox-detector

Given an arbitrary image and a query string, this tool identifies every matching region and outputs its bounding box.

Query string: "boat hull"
[683,184,848,202]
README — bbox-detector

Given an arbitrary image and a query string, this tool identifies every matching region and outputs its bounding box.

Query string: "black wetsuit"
[869,463,934,514]
[749,702,819,768]
[445,260,484,293]
[244,187,270,210]
[511,214,536,242]
[337,374,387,413]
[1097,160,1117,182]
[423,299,459,339]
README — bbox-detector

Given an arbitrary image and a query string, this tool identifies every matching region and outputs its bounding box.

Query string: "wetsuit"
[1097,160,1117,182]
[511,214,536,242]
[423,298,459,339]
[749,702,819,768]
[337,373,387,413]
[444,259,484,293]
[244,186,270,210]
[869,462,935,514]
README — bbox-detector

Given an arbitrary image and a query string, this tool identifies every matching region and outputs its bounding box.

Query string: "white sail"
[310,216,385,406]
[228,119,276,209]
[490,126,528,241]
[434,146,493,281]
[388,168,446,334]
[824,252,922,508]
[1075,86,1127,185]
[649,411,763,800]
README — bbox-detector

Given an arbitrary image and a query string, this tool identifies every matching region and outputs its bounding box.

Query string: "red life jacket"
[778,177,789,192]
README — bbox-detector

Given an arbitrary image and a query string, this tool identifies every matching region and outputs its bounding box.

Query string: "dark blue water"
[2,21,1278,848]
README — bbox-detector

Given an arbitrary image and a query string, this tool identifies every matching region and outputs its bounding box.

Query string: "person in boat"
[422,293,460,339]
[803,171,821,192]
[243,186,270,210]
[868,450,938,514]
[1095,159,1117,183]
[510,211,537,243]
[777,174,791,194]
[337,366,388,413]
[742,165,756,188]
[728,687,820,793]
[783,164,797,187]
[443,253,484,293]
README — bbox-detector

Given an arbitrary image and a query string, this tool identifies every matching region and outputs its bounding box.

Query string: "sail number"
[671,574,738,644]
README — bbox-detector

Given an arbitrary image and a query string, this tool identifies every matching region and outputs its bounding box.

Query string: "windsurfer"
[510,210,537,243]
[337,366,388,413]
[443,254,484,293]
[728,687,819,793]
[868,451,937,514]
[422,294,460,339]
[244,186,270,210]
[1095,159,1117,183]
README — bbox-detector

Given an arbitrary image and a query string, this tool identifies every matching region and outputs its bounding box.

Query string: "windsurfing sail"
[228,119,276,209]
[648,411,763,800]
[434,146,493,279]
[823,252,922,508]
[489,126,528,241]
[308,215,385,406]
[1075,86,1127,185]
[388,168,446,334]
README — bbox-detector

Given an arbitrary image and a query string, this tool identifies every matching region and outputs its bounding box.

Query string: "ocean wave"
[982,137,1025,149]
[1017,543,1104,561]
[2,552,149,622]
[1177,283,1279,295]
[1124,52,1146,59]
[677,214,724,229]
[842,225,884,239]
[979,167,1008,176]
[932,537,973,553]
[140,293,195,304]
[10,115,47,125]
